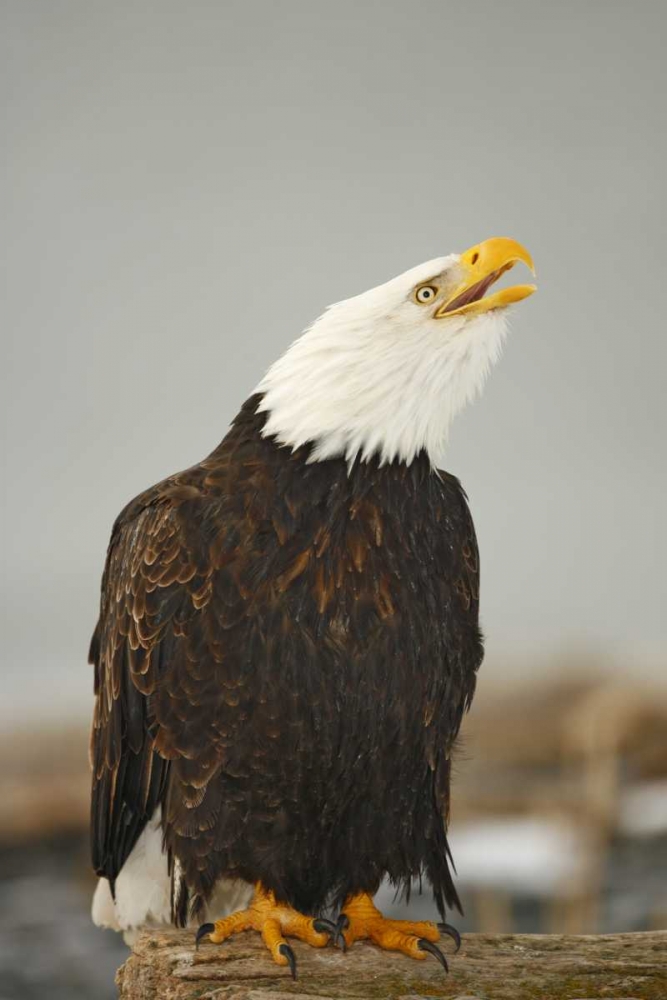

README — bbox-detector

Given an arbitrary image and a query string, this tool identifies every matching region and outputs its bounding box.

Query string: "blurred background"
[2,1,666,997]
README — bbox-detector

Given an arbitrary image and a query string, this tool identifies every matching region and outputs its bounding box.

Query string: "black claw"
[279,942,297,980]
[418,938,449,972]
[314,916,345,950]
[195,922,214,950]
[335,913,349,951]
[437,921,462,952]
[313,914,348,951]
[313,917,338,937]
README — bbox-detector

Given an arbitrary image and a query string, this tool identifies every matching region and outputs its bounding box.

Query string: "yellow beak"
[434,237,536,318]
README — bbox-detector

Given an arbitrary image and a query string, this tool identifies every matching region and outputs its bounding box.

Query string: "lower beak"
[434,237,536,318]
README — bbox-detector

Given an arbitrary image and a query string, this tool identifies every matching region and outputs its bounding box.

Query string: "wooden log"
[117,928,666,999]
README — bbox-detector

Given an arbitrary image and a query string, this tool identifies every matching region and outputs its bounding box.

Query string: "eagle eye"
[415,285,437,304]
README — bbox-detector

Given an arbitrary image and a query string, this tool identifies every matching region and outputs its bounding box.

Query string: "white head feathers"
[256,255,511,468]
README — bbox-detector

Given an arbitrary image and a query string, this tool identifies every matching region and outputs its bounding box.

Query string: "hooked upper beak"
[434,237,536,319]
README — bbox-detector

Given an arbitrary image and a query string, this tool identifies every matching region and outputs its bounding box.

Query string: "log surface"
[117,928,666,1000]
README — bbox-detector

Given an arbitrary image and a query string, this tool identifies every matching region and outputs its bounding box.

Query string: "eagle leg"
[340,893,452,970]
[195,884,330,978]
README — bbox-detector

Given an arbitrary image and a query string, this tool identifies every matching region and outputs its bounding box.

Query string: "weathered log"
[117,928,666,999]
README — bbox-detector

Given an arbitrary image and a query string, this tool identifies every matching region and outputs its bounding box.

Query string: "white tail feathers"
[91,809,251,944]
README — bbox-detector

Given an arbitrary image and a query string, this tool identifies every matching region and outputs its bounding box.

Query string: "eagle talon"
[333,913,349,951]
[418,938,449,972]
[312,917,338,937]
[312,915,348,951]
[195,922,214,949]
[278,942,297,979]
[437,921,461,952]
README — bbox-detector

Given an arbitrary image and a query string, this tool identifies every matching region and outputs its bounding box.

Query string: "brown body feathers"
[90,395,483,921]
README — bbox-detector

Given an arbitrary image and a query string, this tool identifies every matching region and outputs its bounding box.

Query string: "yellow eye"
[415,285,437,304]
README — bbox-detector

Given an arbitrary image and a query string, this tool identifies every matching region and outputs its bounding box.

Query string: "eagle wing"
[89,474,226,892]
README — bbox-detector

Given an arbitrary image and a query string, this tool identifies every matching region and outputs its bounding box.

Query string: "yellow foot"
[196,885,333,979]
[340,893,454,970]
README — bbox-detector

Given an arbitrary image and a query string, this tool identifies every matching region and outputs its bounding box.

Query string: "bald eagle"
[90,238,535,974]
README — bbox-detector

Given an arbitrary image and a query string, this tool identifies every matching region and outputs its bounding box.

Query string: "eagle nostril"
[471,251,479,265]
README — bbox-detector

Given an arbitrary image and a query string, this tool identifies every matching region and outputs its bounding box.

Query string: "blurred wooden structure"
[454,672,667,933]
[118,927,667,1000]
[0,725,89,842]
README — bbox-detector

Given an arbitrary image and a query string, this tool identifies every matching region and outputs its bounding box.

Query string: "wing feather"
[89,483,210,890]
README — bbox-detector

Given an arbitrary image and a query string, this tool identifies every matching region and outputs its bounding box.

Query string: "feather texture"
[89,394,483,922]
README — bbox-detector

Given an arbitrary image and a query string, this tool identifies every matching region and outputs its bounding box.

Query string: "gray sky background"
[2,0,666,727]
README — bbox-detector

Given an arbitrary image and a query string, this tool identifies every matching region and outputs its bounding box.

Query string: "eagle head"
[257,237,536,467]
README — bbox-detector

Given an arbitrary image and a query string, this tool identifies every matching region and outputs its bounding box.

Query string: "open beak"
[435,237,536,319]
